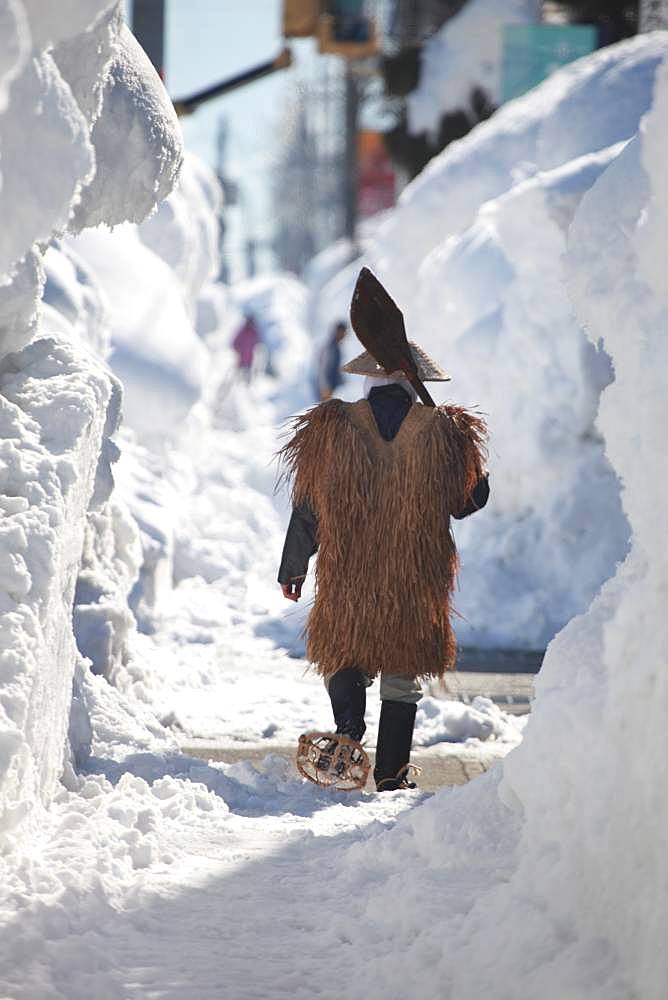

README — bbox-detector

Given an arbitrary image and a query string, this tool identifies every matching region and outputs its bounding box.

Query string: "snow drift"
[0,0,183,845]
[375,34,667,309]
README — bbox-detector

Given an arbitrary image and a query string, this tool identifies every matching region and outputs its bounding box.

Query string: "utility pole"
[215,117,231,284]
[246,238,258,278]
[131,0,165,79]
[343,63,359,248]
[172,49,292,117]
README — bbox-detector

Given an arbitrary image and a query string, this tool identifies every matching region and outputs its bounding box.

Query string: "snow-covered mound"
[0,1,183,846]
[138,151,223,307]
[414,695,524,746]
[0,339,117,842]
[416,144,631,648]
[315,34,668,649]
[42,239,112,358]
[71,224,209,440]
[374,33,667,310]
[69,21,183,231]
[68,153,224,444]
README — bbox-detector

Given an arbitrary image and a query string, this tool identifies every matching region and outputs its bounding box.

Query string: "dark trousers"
[325,667,420,787]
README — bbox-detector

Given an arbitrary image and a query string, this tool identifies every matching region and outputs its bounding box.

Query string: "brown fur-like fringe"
[279,399,487,681]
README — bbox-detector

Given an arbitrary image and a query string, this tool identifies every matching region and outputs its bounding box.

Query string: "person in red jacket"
[232,311,260,382]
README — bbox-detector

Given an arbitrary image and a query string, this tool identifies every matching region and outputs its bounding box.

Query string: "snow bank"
[408,0,540,135]
[112,431,178,634]
[71,225,209,440]
[0,1,29,114]
[0,1,183,844]
[374,34,667,312]
[414,695,525,747]
[52,5,122,127]
[42,239,112,357]
[0,339,116,844]
[139,152,223,308]
[0,53,92,296]
[71,22,183,231]
[67,154,224,445]
[416,145,630,647]
[21,0,118,49]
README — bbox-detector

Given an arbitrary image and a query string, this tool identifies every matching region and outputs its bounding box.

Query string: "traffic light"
[318,12,378,57]
[282,1,378,58]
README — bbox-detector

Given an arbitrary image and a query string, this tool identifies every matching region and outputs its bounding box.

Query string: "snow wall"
[324,42,668,1000]
[314,34,668,649]
[0,2,183,846]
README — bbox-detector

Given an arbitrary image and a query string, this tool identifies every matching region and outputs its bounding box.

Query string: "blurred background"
[126,1,645,283]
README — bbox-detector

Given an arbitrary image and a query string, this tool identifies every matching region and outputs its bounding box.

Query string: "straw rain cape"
[280,397,487,681]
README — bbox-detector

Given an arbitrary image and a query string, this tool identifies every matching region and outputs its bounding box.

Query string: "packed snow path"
[2,750,509,1000]
[1,754,414,997]
[183,742,499,791]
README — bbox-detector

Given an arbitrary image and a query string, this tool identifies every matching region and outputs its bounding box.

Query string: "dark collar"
[367,384,413,405]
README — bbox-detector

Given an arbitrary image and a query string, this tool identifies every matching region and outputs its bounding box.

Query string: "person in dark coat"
[317,320,347,400]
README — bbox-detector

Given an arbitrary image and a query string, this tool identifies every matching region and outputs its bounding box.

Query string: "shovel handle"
[408,373,436,407]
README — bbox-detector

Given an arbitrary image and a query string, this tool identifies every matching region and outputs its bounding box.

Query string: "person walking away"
[232,311,260,383]
[278,271,489,792]
[317,320,347,400]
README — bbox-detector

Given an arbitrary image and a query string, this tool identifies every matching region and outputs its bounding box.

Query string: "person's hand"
[281,581,303,602]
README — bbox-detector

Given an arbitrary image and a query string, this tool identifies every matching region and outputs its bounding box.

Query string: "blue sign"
[502,24,599,103]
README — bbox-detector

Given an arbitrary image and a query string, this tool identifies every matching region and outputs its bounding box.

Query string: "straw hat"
[341,342,451,382]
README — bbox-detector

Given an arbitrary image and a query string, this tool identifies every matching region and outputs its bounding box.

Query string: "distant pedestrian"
[317,320,347,400]
[232,311,260,383]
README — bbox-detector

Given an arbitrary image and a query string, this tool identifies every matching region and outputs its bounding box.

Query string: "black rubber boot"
[327,667,367,742]
[374,700,418,792]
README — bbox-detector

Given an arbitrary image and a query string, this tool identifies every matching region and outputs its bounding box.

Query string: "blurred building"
[380,0,639,181]
[380,0,465,48]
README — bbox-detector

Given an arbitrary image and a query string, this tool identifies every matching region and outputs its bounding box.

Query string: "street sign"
[501,24,598,104]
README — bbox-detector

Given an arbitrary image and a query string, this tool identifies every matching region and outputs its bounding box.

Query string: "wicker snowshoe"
[296,731,370,791]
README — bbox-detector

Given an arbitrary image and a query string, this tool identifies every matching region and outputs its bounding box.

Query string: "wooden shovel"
[349,267,435,407]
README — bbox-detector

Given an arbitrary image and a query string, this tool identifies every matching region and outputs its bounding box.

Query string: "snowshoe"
[296,731,370,791]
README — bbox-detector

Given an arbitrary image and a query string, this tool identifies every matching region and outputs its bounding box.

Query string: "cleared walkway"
[180,742,505,793]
